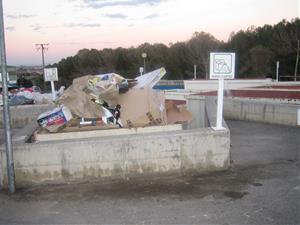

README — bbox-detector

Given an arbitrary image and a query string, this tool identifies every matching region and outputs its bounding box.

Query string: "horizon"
[4,0,299,66]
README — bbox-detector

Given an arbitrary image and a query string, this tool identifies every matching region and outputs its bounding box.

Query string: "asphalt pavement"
[0,120,299,224]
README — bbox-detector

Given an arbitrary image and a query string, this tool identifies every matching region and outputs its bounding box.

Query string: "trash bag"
[9,95,34,106]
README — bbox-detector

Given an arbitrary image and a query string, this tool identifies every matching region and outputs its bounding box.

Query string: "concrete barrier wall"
[224,98,300,126]
[184,79,273,92]
[0,104,53,128]
[0,128,230,188]
[186,96,207,129]
[157,80,184,86]
[186,96,228,129]
[185,94,299,127]
[164,90,191,101]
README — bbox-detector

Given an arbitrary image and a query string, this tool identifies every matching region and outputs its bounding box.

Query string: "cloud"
[104,13,127,19]
[52,40,115,45]
[63,23,101,27]
[31,24,43,31]
[7,14,35,19]
[6,26,16,31]
[52,42,81,45]
[83,0,163,9]
[30,24,56,32]
[144,13,160,19]
[88,41,115,44]
[30,23,101,32]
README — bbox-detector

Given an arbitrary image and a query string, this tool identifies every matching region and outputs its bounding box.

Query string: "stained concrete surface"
[0,120,299,225]
[0,128,18,145]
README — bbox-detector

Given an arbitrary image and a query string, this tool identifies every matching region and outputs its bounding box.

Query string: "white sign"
[210,52,235,79]
[139,67,144,73]
[209,52,235,130]
[44,67,58,82]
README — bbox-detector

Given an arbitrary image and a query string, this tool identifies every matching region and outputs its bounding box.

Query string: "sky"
[3,0,299,66]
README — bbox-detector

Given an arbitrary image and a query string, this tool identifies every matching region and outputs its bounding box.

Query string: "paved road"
[0,120,299,224]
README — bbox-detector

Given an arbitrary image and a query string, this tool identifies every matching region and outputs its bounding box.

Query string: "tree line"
[53,18,299,87]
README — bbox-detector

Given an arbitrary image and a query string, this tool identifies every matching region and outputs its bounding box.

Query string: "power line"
[35,43,49,90]
[35,43,49,68]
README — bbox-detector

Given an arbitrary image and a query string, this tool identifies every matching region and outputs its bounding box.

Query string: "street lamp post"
[141,52,147,74]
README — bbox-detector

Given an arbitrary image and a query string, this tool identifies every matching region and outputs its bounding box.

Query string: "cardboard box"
[117,88,167,127]
[37,106,72,132]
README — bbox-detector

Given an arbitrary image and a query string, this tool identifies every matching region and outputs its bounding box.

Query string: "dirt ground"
[0,120,299,224]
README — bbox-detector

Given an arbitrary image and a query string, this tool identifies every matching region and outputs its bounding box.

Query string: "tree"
[168,42,192,79]
[187,32,221,79]
[53,18,299,84]
[249,45,272,77]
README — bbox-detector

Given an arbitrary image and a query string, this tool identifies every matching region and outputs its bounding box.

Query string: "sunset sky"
[3,0,299,66]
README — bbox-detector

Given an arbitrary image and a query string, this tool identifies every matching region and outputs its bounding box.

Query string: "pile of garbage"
[11,86,65,106]
[0,77,63,106]
[37,68,192,133]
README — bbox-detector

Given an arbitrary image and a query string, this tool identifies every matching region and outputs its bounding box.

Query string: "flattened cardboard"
[58,76,103,118]
[117,88,167,127]
[166,101,193,124]
[133,67,166,89]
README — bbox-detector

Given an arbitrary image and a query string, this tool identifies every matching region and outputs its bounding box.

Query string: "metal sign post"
[276,61,279,82]
[210,52,235,130]
[44,67,58,100]
[0,0,15,193]
[216,77,224,129]
[50,81,56,100]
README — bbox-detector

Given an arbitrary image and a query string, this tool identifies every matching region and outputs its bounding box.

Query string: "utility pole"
[0,0,15,193]
[294,40,299,81]
[35,43,49,91]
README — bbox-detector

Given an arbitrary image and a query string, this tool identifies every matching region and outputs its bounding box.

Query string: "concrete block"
[12,121,39,144]
[186,96,207,129]
[224,98,299,126]
[184,79,272,92]
[0,128,230,188]
[0,104,53,128]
